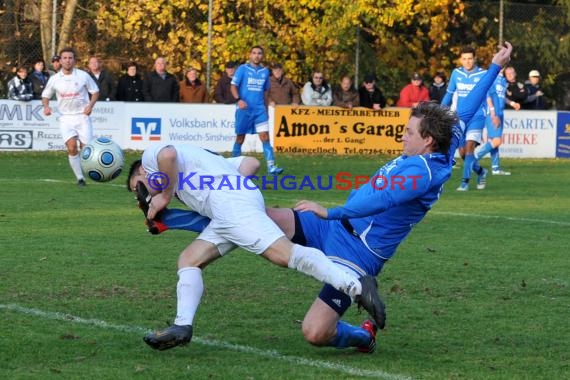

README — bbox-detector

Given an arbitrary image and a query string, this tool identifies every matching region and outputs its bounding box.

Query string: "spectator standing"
[87,56,116,101]
[116,62,144,102]
[48,55,61,75]
[358,74,387,109]
[231,45,284,175]
[301,71,332,106]
[214,61,237,104]
[267,63,300,106]
[523,70,547,110]
[143,57,179,102]
[396,72,430,107]
[333,75,359,108]
[428,72,447,104]
[41,47,99,187]
[28,58,50,100]
[7,66,33,101]
[504,66,528,110]
[179,67,208,103]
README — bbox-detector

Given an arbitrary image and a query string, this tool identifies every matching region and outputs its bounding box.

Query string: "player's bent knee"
[261,237,292,267]
[491,137,503,148]
[301,320,334,346]
[178,241,221,269]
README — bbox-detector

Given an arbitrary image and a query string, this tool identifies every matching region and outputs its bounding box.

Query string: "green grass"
[1,151,569,380]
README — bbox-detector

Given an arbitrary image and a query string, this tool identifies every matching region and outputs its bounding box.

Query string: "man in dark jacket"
[523,70,547,110]
[116,62,144,102]
[358,74,387,109]
[504,66,528,110]
[143,57,179,102]
[87,56,116,101]
[214,61,238,104]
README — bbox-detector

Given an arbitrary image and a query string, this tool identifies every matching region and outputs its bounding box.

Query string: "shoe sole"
[143,334,192,351]
[356,276,386,330]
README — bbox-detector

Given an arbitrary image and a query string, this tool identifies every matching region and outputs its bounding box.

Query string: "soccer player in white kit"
[41,47,99,187]
[127,143,385,350]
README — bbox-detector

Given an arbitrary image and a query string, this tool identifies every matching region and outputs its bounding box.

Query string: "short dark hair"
[126,159,142,192]
[59,47,77,59]
[411,102,458,154]
[459,45,475,56]
[251,45,264,54]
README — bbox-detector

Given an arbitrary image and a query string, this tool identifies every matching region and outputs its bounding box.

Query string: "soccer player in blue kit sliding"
[132,43,513,353]
[231,45,284,175]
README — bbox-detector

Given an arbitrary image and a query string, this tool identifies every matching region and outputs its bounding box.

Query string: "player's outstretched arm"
[492,42,513,67]
[294,200,328,219]
[457,42,513,124]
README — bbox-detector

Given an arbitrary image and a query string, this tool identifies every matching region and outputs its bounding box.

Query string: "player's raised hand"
[492,42,513,67]
[294,200,328,219]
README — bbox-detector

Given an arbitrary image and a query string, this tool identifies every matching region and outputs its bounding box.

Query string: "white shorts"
[465,128,482,143]
[196,189,284,256]
[255,121,269,133]
[59,114,93,144]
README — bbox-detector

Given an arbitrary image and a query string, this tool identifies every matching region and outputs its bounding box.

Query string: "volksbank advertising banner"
[0,100,262,153]
[0,99,565,159]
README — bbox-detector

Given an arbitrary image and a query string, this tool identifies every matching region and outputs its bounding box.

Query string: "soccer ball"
[80,137,124,182]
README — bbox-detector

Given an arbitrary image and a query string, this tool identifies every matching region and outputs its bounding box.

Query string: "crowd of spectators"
[4,54,552,110]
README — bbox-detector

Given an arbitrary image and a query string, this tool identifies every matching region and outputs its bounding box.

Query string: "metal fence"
[1,1,568,108]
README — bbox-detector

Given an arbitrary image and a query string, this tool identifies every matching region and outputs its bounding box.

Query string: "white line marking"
[430,211,570,226]
[263,196,569,226]
[1,303,411,380]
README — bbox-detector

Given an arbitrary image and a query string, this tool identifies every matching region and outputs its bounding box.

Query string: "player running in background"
[474,68,511,175]
[132,42,514,353]
[231,45,284,175]
[441,46,489,191]
[127,144,385,351]
[41,47,100,187]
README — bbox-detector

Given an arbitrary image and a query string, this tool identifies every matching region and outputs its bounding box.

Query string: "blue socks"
[161,208,210,232]
[262,140,274,163]
[491,147,500,170]
[232,142,242,157]
[328,320,371,349]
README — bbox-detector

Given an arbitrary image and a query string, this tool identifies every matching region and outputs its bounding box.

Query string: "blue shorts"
[293,211,386,317]
[235,106,268,135]
[485,115,504,139]
[465,115,485,133]
[293,211,385,277]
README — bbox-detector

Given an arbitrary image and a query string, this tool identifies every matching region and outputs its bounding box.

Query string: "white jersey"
[142,144,252,219]
[42,68,99,115]
[141,143,284,255]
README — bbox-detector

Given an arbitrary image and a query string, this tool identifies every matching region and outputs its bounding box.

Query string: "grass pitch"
[0,151,568,380]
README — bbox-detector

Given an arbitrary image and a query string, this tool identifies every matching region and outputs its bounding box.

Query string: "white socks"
[174,267,204,326]
[287,244,361,300]
[68,154,84,180]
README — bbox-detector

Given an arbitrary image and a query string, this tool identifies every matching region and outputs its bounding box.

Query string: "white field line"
[264,196,570,227]
[1,303,411,380]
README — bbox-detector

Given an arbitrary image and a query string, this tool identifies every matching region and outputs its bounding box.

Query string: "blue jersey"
[487,74,507,117]
[322,63,502,266]
[327,154,449,261]
[442,66,487,119]
[231,63,270,108]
